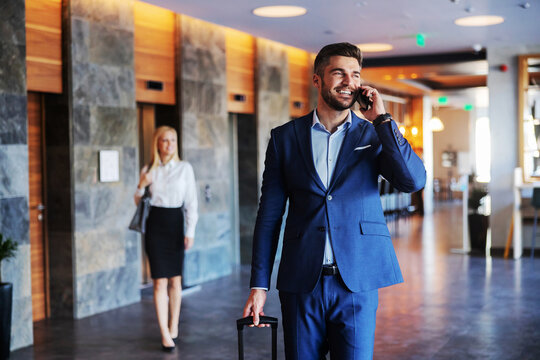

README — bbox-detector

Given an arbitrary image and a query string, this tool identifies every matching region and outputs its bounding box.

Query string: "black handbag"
[129,186,151,234]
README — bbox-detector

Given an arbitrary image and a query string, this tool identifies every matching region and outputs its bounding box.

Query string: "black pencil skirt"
[144,206,185,279]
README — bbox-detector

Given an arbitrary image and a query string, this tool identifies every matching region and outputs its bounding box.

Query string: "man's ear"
[313,73,320,89]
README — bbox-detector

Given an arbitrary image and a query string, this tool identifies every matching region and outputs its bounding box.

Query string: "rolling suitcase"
[237,315,278,360]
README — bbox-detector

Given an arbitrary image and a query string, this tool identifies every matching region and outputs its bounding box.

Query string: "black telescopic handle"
[237,315,278,330]
[237,316,278,360]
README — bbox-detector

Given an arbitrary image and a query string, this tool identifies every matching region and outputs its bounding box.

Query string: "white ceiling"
[145,0,540,58]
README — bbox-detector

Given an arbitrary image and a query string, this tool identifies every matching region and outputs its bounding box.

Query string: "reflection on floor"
[12,202,540,359]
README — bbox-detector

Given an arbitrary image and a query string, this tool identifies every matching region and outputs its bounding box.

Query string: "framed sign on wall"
[99,150,120,182]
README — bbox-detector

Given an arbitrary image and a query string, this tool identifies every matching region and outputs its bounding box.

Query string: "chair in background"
[530,188,540,258]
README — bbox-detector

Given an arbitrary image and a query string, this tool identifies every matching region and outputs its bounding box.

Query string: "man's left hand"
[357,85,386,121]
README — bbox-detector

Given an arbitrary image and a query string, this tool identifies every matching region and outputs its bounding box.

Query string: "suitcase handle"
[237,315,278,330]
[237,316,278,360]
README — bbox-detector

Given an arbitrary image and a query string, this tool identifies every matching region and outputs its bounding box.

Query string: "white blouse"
[134,160,198,238]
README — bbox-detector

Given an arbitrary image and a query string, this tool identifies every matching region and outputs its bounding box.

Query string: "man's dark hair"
[314,42,363,77]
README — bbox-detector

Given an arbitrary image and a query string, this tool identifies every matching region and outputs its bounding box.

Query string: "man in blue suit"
[243,42,426,359]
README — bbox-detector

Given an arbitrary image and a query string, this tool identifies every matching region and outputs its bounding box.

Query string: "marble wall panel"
[74,229,126,277]
[0,94,27,144]
[0,3,31,351]
[183,250,200,286]
[179,15,233,287]
[71,18,90,63]
[0,1,25,46]
[90,107,137,147]
[200,242,232,281]
[73,146,98,185]
[181,17,226,85]
[72,63,135,108]
[256,39,290,186]
[75,263,140,319]
[71,0,133,29]
[73,105,91,145]
[121,146,137,187]
[0,43,26,96]
[89,24,133,67]
[197,180,230,214]
[9,296,32,350]
[67,0,139,320]
[0,197,29,244]
[0,145,29,197]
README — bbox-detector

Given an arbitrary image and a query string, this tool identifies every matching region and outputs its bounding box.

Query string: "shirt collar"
[312,110,352,132]
[159,158,177,169]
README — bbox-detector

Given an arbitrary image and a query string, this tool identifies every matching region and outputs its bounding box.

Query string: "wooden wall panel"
[27,92,49,321]
[134,1,176,105]
[226,28,255,114]
[288,47,310,118]
[26,0,62,93]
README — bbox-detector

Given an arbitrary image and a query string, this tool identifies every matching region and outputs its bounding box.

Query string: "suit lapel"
[329,114,368,190]
[293,114,326,191]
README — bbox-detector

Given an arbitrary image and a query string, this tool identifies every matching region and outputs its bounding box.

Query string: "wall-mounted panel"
[134,1,176,105]
[288,47,310,118]
[26,0,62,93]
[226,28,255,114]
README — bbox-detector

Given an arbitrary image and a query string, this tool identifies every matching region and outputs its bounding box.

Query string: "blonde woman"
[134,126,198,352]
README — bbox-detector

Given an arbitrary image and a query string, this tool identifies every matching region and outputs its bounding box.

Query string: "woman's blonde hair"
[148,126,180,172]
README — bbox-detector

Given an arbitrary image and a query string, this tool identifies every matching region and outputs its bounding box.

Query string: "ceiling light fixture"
[455,15,504,27]
[252,5,307,18]
[356,43,393,52]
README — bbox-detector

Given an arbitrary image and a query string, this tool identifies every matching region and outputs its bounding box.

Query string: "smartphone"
[356,89,372,111]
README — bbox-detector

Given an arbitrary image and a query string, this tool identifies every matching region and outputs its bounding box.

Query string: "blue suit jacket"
[250,111,426,293]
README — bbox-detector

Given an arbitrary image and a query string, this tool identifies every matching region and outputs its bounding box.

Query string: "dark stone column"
[66,0,140,319]
[256,39,290,184]
[179,16,232,286]
[254,39,291,265]
[0,0,33,351]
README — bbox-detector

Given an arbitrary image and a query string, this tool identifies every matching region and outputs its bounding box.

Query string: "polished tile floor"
[12,202,540,359]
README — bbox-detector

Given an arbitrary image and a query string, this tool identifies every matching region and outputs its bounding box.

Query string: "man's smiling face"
[319,55,362,111]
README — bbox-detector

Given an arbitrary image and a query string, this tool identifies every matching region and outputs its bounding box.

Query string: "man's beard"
[320,79,355,111]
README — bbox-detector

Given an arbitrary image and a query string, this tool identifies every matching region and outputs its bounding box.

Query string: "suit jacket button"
[327,195,333,201]
[318,226,326,232]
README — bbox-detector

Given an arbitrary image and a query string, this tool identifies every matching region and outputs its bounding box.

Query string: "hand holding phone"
[356,91,373,111]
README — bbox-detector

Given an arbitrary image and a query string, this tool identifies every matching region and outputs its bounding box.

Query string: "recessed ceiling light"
[411,73,418,79]
[252,6,307,18]
[356,43,393,52]
[455,15,504,27]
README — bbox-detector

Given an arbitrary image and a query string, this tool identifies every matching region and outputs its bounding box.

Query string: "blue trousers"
[279,275,378,360]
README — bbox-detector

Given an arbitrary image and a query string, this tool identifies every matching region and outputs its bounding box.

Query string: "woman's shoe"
[162,344,175,352]
[172,337,178,344]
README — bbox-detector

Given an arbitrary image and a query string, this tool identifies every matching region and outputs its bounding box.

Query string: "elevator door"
[27,92,49,321]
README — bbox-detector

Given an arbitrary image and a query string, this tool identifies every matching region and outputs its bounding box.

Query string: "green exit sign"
[464,104,474,111]
[416,33,425,47]
[438,96,448,105]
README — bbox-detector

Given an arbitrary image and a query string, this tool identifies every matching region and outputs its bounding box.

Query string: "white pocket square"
[354,145,371,151]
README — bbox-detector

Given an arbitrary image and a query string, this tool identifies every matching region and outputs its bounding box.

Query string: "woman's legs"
[168,276,182,338]
[153,278,174,347]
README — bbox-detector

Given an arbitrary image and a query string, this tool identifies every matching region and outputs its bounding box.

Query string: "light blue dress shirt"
[311,110,352,265]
